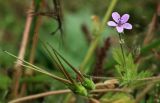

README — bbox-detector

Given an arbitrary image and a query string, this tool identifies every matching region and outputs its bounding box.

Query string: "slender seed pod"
[46,43,96,90]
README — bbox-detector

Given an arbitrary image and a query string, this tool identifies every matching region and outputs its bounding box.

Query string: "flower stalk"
[107,11,132,69]
[118,33,126,68]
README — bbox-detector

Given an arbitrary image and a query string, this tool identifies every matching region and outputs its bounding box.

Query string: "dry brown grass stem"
[10,1,34,99]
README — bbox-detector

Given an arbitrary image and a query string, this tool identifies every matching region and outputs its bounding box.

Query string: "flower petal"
[112,12,120,23]
[116,26,124,33]
[121,14,130,23]
[107,21,117,27]
[122,23,132,29]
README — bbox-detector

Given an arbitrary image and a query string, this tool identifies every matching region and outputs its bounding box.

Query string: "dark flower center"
[117,18,124,27]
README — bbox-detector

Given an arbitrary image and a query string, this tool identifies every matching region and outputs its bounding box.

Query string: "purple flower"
[107,12,132,33]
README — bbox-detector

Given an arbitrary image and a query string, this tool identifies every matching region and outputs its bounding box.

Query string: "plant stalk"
[9,1,34,98]
[118,33,126,68]
[9,89,71,103]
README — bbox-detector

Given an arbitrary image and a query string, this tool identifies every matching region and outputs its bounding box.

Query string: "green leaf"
[0,74,11,90]
[112,48,124,65]
[112,48,152,87]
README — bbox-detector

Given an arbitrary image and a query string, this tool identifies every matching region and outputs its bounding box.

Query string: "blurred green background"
[0,0,160,103]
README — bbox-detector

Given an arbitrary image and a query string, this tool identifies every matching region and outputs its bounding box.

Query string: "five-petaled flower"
[107,12,132,33]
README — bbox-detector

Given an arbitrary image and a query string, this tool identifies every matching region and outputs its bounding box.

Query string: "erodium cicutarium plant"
[107,12,152,87]
[107,12,132,33]
[107,12,132,71]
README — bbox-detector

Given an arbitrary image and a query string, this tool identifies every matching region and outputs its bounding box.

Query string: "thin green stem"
[4,51,71,84]
[80,0,118,73]
[19,63,71,84]
[118,33,126,68]
[101,0,118,30]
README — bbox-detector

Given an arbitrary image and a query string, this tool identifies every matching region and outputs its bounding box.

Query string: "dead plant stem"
[10,1,34,98]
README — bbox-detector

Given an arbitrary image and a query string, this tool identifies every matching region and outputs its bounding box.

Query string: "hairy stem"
[118,33,126,68]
